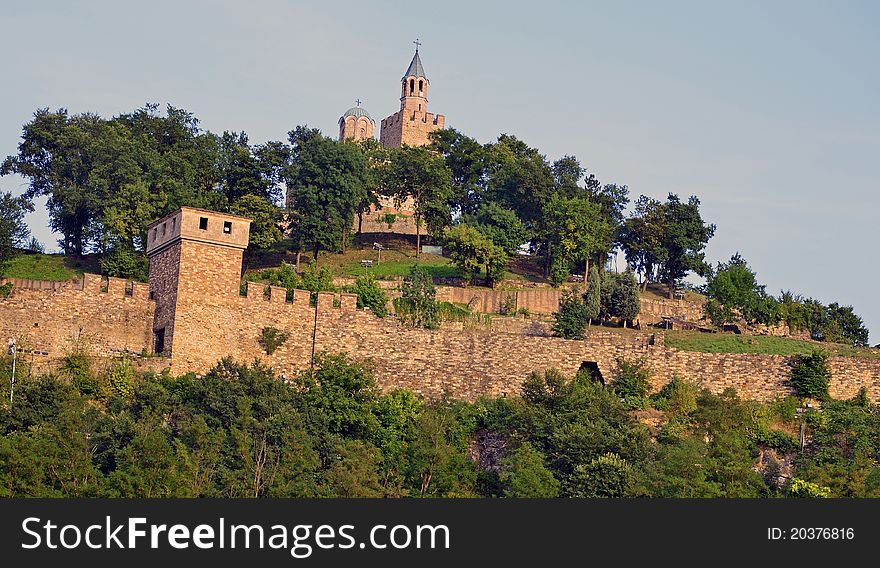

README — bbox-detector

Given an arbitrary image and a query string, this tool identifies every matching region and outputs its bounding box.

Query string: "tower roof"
[403,50,427,79]
[340,106,374,123]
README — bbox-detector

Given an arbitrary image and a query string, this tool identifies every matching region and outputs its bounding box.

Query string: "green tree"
[215,131,271,203]
[619,195,666,290]
[790,351,830,400]
[499,442,559,497]
[323,439,384,497]
[429,128,487,215]
[397,265,439,329]
[353,138,387,234]
[3,104,229,255]
[516,369,652,496]
[657,194,716,299]
[610,269,641,325]
[795,396,880,497]
[552,290,589,339]
[460,202,528,254]
[285,126,367,260]
[374,389,424,492]
[230,194,283,251]
[822,303,869,347]
[383,145,453,255]
[404,401,478,497]
[599,271,639,324]
[442,225,508,286]
[100,245,149,281]
[588,183,630,270]
[705,254,779,326]
[296,353,380,440]
[484,135,555,276]
[584,266,601,323]
[0,192,31,273]
[2,109,107,255]
[543,195,608,286]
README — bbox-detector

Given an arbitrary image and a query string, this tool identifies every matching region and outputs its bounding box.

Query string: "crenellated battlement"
[240,282,360,313]
[2,274,152,302]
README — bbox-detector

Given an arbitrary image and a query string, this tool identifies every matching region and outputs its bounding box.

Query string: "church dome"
[341,106,374,123]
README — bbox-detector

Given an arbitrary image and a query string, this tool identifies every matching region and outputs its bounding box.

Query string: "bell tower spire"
[400,42,429,111]
[380,42,446,148]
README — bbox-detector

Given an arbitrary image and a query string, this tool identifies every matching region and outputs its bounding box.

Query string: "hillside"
[1,252,96,282]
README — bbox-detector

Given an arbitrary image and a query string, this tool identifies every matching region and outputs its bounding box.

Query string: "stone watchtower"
[145,207,251,356]
[380,46,445,147]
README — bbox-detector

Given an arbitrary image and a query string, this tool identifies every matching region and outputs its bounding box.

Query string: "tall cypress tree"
[584,266,601,326]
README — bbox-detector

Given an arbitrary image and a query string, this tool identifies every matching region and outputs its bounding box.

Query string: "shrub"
[651,376,699,418]
[566,452,635,497]
[299,262,336,295]
[756,429,800,453]
[552,290,588,339]
[788,478,831,498]
[770,396,800,422]
[351,273,388,317]
[0,282,12,298]
[259,326,288,355]
[790,351,830,400]
[613,358,651,408]
[397,266,438,329]
[60,351,97,394]
[102,357,135,399]
[246,262,336,304]
[437,301,471,322]
[500,294,517,315]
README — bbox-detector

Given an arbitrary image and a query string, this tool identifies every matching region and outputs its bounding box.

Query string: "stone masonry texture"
[2,207,880,404]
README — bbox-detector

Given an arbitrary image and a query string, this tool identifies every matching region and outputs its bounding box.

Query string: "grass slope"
[1,253,91,281]
[666,330,879,359]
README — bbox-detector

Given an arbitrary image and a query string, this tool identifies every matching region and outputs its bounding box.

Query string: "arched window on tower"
[409,78,414,95]
[418,79,423,95]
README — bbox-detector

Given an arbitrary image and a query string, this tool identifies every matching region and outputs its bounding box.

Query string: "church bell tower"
[380,41,446,148]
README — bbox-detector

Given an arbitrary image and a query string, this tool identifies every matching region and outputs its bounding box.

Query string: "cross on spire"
[355,98,362,107]
[413,38,421,52]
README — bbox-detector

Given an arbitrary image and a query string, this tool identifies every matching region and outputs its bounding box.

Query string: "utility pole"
[7,338,16,404]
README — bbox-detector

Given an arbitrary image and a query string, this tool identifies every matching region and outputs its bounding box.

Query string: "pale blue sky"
[1,1,877,342]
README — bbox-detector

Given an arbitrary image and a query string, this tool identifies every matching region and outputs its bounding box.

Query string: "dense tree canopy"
[705,254,780,327]
[382,145,453,255]
[2,349,878,499]
[285,127,368,259]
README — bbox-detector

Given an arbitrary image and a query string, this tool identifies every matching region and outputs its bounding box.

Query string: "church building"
[338,43,446,236]
[338,43,445,148]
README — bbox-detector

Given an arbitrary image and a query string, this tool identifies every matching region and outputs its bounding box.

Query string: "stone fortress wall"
[0,274,155,373]
[2,206,878,404]
[332,279,706,325]
[3,274,880,403]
